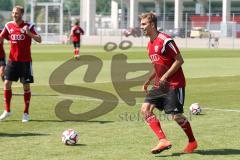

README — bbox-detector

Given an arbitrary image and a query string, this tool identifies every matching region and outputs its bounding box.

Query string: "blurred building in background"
[0,0,240,48]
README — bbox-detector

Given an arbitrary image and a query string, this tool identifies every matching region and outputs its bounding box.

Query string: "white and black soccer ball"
[189,103,202,115]
[62,129,78,145]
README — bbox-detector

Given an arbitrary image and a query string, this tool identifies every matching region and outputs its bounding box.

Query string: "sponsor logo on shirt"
[11,34,25,41]
[9,29,14,33]
[150,54,160,62]
[20,28,25,33]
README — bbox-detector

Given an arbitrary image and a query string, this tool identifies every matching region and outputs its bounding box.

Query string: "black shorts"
[73,41,80,48]
[0,58,6,66]
[4,61,34,84]
[144,87,185,114]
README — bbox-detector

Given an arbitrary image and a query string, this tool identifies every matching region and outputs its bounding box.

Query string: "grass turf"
[0,44,239,160]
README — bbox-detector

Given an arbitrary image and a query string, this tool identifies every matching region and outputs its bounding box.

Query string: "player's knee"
[172,114,186,122]
[0,66,4,76]
[140,104,147,115]
[4,81,12,90]
[0,71,3,77]
[141,103,152,117]
[141,103,150,115]
[23,84,30,91]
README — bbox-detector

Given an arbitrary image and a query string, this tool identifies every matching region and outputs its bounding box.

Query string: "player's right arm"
[142,68,156,93]
[0,26,9,44]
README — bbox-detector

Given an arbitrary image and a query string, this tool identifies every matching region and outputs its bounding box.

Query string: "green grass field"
[0,44,240,160]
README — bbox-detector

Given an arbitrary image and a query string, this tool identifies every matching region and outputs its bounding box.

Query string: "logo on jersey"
[20,28,25,33]
[76,29,80,34]
[154,46,159,53]
[150,54,160,62]
[9,29,14,33]
[11,34,25,41]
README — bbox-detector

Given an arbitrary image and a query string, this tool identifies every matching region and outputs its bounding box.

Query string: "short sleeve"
[0,26,10,39]
[29,24,37,35]
[165,40,180,58]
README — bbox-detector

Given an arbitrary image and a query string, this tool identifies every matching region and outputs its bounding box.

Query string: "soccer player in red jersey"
[140,12,197,154]
[0,6,42,122]
[0,28,6,80]
[70,20,84,59]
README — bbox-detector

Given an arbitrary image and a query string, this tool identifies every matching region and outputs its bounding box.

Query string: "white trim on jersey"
[161,38,172,54]
[168,42,178,54]
[4,21,14,33]
[28,22,34,29]
[158,34,167,40]
[5,25,10,33]
[28,22,38,34]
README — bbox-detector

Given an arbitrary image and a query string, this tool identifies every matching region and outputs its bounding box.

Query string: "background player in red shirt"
[0,28,6,80]
[0,6,41,122]
[140,12,197,154]
[70,20,84,59]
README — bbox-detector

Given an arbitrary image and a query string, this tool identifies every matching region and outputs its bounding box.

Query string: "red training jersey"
[70,25,84,42]
[147,32,185,89]
[0,21,38,62]
[0,29,5,59]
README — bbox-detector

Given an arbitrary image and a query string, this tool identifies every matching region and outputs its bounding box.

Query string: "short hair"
[14,5,24,14]
[140,12,157,29]
[74,20,79,25]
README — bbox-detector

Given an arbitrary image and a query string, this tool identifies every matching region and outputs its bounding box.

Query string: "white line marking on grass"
[5,86,240,113]
[0,81,116,89]
[57,96,240,113]
[203,107,240,113]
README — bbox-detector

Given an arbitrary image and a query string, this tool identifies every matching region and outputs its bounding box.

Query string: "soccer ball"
[189,103,202,115]
[62,129,78,145]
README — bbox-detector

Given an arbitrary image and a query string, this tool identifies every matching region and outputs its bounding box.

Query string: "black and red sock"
[4,89,12,112]
[24,89,31,114]
[177,119,195,142]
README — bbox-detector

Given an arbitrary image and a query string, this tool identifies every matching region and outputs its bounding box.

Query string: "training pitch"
[0,44,239,160]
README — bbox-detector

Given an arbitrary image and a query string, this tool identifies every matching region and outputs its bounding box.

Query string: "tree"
[0,0,12,10]
[64,0,80,16]
[96,0,111,15]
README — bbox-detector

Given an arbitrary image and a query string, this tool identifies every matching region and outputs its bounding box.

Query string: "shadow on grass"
[194,149,240,155]
[70,143,87,147]
[0,93,59,97]
[30,120,114,124]
[13,93,59,97]
[155,152,181,157]
[0,132,49,137]
[1,120,114,124]
[155,149,240,157]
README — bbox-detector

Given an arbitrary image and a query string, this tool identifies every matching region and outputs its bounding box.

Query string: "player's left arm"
[142,68,156,93]
[25,25,42,43]
[160,41,184,82]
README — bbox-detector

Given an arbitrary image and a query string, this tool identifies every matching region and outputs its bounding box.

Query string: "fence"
[82,13,240,49]
[1,2,240,48]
